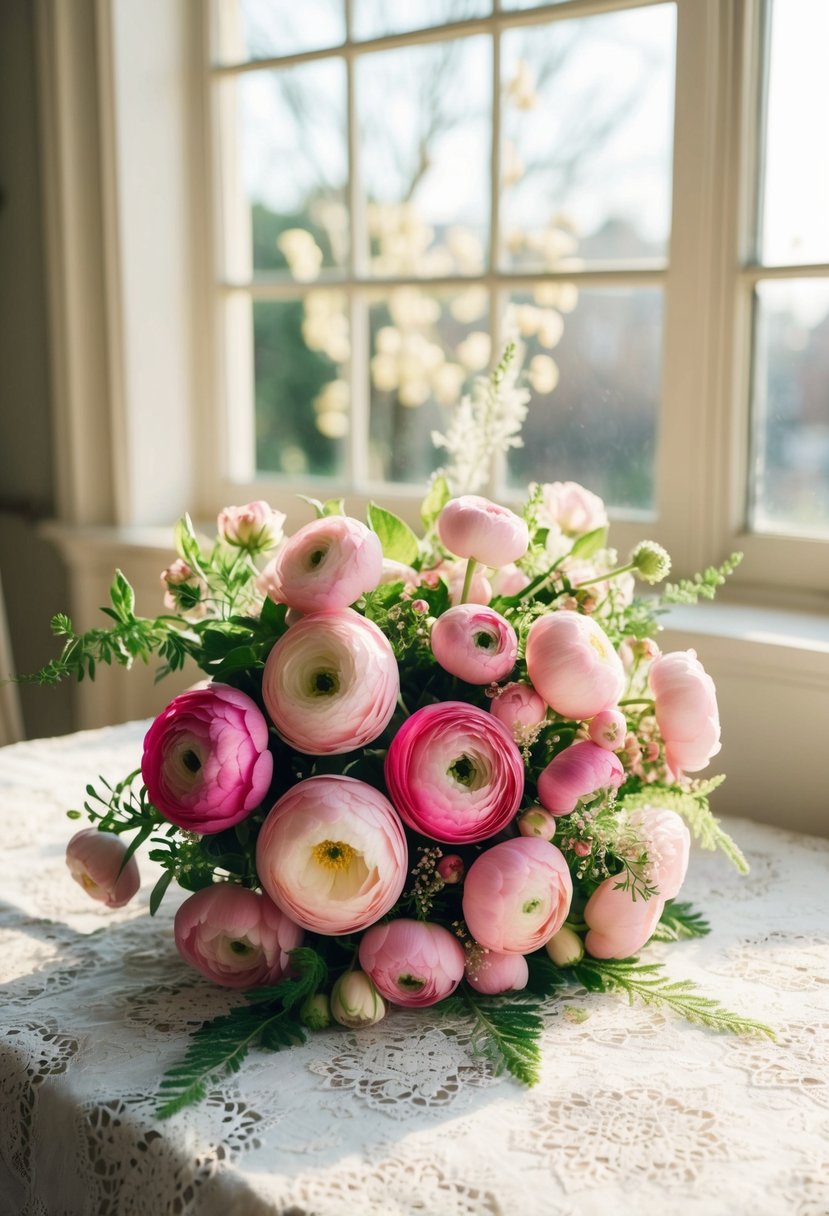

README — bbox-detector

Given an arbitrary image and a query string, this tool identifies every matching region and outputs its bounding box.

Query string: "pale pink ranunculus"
[141,685,273,834]
[525,610,625,721]
[384,701,524,844]
[538,481,608,538]
[358,919,465,1008]
[490,682,547,731]
[437,495,529,568]
[584,878,664,959]
[259,515,383,614]
[465,949,529,995]
[462,837,573,954]
[649,649,721,774]
[255,775,408,935]
[430,604,518,684]
[588,708,628,750]
[261,608,399,755]
[217,500,285,554]
[490,563,530,598]
[65,829,140,908]
[626,805,691,900]
[537,740,625,817]
[174,883,303,989]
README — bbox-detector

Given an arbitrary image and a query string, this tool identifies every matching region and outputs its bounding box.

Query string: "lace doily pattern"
[1,722,828,1215]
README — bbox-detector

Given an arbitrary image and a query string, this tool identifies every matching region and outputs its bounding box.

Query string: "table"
[1,722,828,1216]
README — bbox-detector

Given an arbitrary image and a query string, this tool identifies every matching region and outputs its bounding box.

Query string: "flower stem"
[460,557,477,604]
[619,698,655,709]
[576,561,636,589]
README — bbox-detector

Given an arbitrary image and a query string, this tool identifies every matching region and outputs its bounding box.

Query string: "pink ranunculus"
[261,608,399,755]
[537,740,625,817]
[256,775,408,935]
[141,685,273,834]
[217,500,286,554]
[538,481,608,538]
[626,805,691,900]
[358,919,465,1008]
[437,495,529,568]
[384,701,524,844]
[65,829,140,908]
[490,562,530,598]
[588,708,628,750]
[649,649,721,775]
[430,604,518,684]
[525,610,625,721]
[584,878,664,959]
[465,949,529,995]
[462,837,573,954]
[379,558,419,586]
[174,883,303,989]
[259,515,383,614]
[490,682,547,731]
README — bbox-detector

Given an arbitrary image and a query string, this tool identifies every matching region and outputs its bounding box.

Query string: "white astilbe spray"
[431,342,530,495]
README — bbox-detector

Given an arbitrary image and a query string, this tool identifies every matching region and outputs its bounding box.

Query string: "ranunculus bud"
[300,993,332,1030]
[537,740,625,816]
[430,604,518,684]
[525,611,625,721]
[217,501,286,554]
[65,829,140,908]
[160,559,207,616]
[518,806,557,841]
[545,925,584,967]
[489,682,547,731]
[584,879,664,959]
[466,950,529,994]
[629,540,671,584]
[437,854,465,884]
[489,562,530,597]
[588,708,627,750]
[437,495,529,567]
[330,971,386,1028]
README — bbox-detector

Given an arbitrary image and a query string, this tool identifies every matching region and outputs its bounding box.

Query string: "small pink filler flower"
[65,829,140,908]
[359,919,465,1008]
[141,685,273,834]
[174,883,303,989]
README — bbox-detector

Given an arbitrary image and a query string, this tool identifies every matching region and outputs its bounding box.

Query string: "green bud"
[299,992,331,1031]
[630,541,672,584]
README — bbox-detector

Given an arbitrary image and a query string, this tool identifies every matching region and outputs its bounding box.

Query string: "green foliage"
[569,526,609,561]
[451,987,545,1086]
[420,474,451,530]
[156,948,326,1118]
[571,958,775,1040]
[367,502,421,566]
[525,951,570,998]
[651,900,711,942]
[662,553,743,604]
[620,782,748,874]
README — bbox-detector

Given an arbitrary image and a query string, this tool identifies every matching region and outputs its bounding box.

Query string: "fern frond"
[573,958,774,1040]
[620,785,749,874]
[651,900,711,942]
[461,989,544,1085]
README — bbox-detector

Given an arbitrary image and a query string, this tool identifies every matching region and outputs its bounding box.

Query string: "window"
[205,0,829,598]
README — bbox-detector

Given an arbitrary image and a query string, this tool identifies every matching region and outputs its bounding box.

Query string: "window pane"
[223,62,348,279]
[503,286,663,514]
[254,294,349,478]
[750,280,829,538]
[759,0,829,266]
[369,288,490,483]
[357,37,491,278]
[352,0,490,42]
[214,0,345,62]
[500,6,675,271]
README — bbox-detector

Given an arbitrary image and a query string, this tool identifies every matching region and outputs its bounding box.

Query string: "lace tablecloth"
[1,722,828,1216]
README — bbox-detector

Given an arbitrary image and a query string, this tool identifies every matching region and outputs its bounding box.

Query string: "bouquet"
[31,346,771,1116]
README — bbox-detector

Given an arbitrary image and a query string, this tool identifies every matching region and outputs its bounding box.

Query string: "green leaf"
[420,474,451,529]
[322,497,346,516]
[569,526,609,561]
[367,502,420,565]
[525,951,570,998]
[174,513,206,574]
[108,570,136,624]
[459,988,544,1086]
[148,869,174,916]
[651,900,711,942]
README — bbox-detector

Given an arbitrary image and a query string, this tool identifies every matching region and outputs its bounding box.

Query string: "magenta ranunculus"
[65,829,140,908]
[261,608,399,754]
[584,878,664,959]
[174,883,303,989]
[626,805,691,900]
[465,949,529,995]
[430,604,518,684]
[462,837,573,954]
[256,775,408,935]
[437,495,529,568]
[141,685,273,834]
[649,649,721,774]
[490,682,547,731]
[525,610,625,721]
[358,919,465,1008]
[217,500,285,554]
[537,740,625,817]
[384,701,524,844]
[260,515,383,614]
